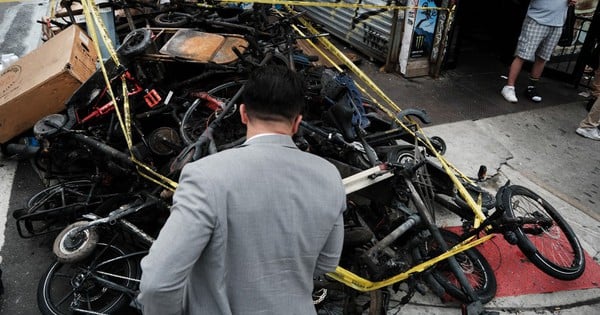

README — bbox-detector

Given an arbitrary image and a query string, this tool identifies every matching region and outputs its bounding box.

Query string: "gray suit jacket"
[138,134,346,315]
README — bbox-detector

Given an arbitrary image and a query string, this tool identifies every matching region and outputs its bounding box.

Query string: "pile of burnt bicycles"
[9,2,586,315]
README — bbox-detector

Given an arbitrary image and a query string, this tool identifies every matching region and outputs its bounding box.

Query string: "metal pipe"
[365,214,421,258]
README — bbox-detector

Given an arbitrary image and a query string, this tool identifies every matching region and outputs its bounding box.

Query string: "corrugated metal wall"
[301,0,403,63]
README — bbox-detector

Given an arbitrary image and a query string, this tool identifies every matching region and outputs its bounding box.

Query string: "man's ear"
[291,114,303,134]
[240,104,249,125]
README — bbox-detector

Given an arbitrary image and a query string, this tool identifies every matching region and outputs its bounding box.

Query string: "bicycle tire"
[52,221,99,264]
[118,28,152,57]
[420,229,497,304]
[501,185,585,280]
[37,242,140,315]
[180,81,246,145]
[14,180,112,236]
[153,12,191,27]
[429,136,446,155]
[389,147,496,218]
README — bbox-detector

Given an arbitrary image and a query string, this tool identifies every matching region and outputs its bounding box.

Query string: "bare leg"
[530,57,546,80]
[507,57,525,86]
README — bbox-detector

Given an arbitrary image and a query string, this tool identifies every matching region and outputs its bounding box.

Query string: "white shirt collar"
[245,133,281,142]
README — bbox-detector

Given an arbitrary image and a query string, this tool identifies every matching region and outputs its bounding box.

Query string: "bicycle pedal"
[144,89,162,108]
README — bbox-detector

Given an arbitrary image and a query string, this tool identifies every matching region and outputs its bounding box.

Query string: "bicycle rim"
[153,12,190,27]
[37,242,140,315]
[21,180,109,235]
[180,81,246,145]
[422,229,497,304]
[503,185,585,280]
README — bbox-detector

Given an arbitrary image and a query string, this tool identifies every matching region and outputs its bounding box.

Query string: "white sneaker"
[501,85,518,103]
[576,127,600,140]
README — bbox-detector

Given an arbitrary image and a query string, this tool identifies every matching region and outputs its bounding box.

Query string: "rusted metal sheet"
[159,29,248,64]
[213,35,249,64]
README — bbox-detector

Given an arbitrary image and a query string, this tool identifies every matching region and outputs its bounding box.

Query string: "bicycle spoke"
[513,196,576,268]
[55,287,78,307]
[96,270,140,282]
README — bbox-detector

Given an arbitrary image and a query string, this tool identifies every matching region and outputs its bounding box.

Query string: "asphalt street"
[1,1,53,313]
[0,0,46,255]
[0,1,47,56]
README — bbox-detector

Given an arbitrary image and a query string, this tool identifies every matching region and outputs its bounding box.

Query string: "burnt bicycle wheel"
[118,28,152,57]
[153,12,191,27]
[419,229,497,304]
[180,80,246,146]
[13,180,117,237]
[501,185,585,280]
[38,242,141,315]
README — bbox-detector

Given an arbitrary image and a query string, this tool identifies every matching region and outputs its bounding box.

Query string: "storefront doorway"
[446,0,600,88]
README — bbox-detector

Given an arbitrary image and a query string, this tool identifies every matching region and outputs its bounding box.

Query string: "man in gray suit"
[137,65,346,315]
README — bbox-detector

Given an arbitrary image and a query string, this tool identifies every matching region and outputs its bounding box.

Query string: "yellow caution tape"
[327,234,495,291]
[77,0,479,205]
[81,0,178,191]
[290,6,431,145]
[281,6,483,223]
[49,0,56,19]
[75,0,490,291]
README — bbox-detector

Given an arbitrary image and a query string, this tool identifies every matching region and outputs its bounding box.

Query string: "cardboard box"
[0,24,97,143]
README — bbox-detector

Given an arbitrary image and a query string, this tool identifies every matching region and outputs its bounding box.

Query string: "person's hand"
[568,0,577,6]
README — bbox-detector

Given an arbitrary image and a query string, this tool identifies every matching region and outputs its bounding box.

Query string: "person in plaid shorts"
[501,0,578,104]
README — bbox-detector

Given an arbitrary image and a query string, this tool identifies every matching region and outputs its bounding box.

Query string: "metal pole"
[384,7,401,72]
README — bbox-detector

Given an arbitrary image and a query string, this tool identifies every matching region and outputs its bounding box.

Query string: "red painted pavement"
[446,227,600,297]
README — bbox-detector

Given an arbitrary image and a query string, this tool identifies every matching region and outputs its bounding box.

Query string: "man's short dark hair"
[242,65,306,121]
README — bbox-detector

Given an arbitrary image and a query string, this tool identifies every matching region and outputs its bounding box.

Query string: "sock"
[528,76,540,89]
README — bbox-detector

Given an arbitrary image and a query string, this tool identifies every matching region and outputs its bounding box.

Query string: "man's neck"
[245,121,294,139]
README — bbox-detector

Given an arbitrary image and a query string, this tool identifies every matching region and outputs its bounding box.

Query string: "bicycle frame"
[325,165,494,292]
[78,71,161,124]
[53,163,494,294]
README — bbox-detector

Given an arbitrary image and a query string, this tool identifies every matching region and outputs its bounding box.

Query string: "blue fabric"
[333,73,370,129]
[527,0,569,27]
